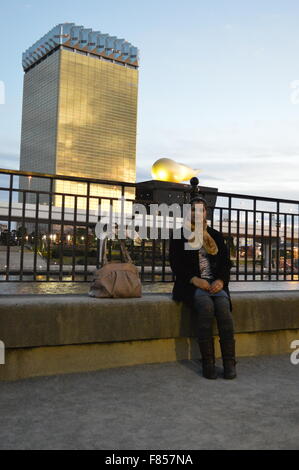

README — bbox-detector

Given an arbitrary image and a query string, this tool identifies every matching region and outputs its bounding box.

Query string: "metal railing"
[0,168,298,283]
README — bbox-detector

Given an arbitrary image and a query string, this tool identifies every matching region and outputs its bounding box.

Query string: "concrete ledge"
[1,292,299,348]
[0,292,299,381]
[1,331,298,382]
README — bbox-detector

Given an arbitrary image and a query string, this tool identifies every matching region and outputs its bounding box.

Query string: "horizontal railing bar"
[0,168,136,188]
[1,168,299,206]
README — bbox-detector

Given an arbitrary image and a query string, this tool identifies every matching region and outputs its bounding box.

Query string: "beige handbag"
[89,237,142,299]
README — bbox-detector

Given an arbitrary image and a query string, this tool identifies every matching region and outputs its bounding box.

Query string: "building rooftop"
[22,23,139,71]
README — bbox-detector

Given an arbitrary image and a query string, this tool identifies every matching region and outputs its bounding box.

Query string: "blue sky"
[1,0,299,200]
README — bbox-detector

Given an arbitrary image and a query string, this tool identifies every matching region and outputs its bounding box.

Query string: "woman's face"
[190,202,207,226]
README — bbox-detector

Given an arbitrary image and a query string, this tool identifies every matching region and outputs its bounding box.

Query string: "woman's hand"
[190,277,211,291]
[209,279,224,294]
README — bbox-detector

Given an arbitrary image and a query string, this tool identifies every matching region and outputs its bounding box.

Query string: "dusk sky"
[1,0,299,200]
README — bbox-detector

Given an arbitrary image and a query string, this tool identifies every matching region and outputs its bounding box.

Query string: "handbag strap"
[119,239,133,264]
[101,236,109,266]
[100,235,133,266]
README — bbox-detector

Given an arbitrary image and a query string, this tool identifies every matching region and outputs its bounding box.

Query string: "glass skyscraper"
[19,23,139,210]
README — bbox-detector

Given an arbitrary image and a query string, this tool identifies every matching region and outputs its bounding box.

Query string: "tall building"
[19,23,139,210]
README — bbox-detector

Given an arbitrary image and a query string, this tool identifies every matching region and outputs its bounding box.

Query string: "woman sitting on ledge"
[169,196,237,380]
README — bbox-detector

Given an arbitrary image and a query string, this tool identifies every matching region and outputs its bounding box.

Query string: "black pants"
[193,287,235,342]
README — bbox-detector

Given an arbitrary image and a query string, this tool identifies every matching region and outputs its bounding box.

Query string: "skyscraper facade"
[19,23,139,209]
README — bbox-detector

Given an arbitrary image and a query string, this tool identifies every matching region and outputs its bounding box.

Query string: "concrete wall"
[0,292,299,381]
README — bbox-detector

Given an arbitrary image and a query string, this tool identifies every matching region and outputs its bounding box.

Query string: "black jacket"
[169,226,233,312]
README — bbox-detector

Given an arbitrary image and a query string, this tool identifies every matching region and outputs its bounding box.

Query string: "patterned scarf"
[183,215,218,255]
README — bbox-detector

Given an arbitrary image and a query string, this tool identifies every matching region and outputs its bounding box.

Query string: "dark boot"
[198,338,217,380]
[219,339,237,379]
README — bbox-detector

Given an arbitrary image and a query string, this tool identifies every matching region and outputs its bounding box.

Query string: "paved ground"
[0,246,46,271]
[0,354,298,450]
